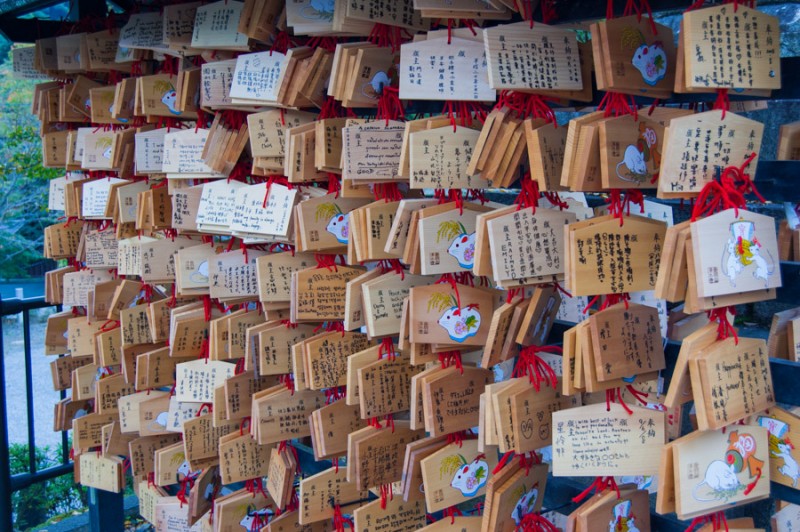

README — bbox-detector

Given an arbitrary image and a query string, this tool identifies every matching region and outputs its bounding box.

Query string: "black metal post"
[88,487,124,532]
[0,297,15,530]
[22,309,36,475]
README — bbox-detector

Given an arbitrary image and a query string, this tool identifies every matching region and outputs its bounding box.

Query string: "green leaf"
[465,316,477,330]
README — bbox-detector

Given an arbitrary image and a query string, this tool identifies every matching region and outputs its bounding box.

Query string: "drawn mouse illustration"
[761,416,800,487]
[429,292,481,342]
[616,145,648,182]
[723,219,775,287]
[437,220,476,268]
[154,80,181,115]
[442,454,488,497]
[622,27,667,86]
[608,500,640,532]
[316,202,348,244]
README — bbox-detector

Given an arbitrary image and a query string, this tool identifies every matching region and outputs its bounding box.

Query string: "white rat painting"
[616,123,659,184]
[154,80,181,115]
[437,220,476,269]
[440,453,488,497]
[759,415,800,487]
[622,27,667,86]
[722,219,775,288]
[427,291,481,342]
[608,500,640,532]
[692,430,763,503]
[316,202,348,244]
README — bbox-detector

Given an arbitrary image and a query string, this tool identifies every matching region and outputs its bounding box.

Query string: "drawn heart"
[520,419,534,440]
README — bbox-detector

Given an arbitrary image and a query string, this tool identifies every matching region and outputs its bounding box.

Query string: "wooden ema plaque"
[659,110,764,198]
[399,37,494,102]
[486,207,576,285]
[420,439,499,513]
[683,4,781,90]
[753,406,800,490]
[690,208,782,298]
[596,16,676,96]
[299,466,369,525]
[598,108,693,189]
[552,402,665,477]
[689,336,775,431]
[409,283,496,347]
[588,302,666,381]
[672,426,770,520]
[568,214,667,296]
[483,22,583,92]
[422,365,492,437]
[351,420,424,490]
[353,495,427,532]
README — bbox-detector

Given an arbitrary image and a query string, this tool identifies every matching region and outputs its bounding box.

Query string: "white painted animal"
[776,442,800,488]
[326,214,349,244]
[752,253,772,285]
[725,239,743,286]
[693,459,740,500]
[447,232,476,268]
[438,305,481,342]
[161,89,180,115]
[450,457,488,497]
[631,42,667,85]
[616,145,647,181]
[368,71,391,95]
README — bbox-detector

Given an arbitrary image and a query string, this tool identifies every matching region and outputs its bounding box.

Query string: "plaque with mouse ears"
[420,439,499,513]
[672,426,770,520]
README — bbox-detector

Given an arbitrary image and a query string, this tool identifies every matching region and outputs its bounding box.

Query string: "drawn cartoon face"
[326,214,349,244]
[161,89,181,115]
[450,457,488,497]
[438,306,481,342]
[511,487,539,525]
[631,43,667,86]
[608,500,639,532]
[190,260,209,284]
[447,232,476,268]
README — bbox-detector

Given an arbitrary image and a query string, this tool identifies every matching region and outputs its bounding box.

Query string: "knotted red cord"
[689,152,759,222]
[373,183,403,202]
[438,351,464,374]
[245,477,269,499]
[377,87,404,126]
[572,476,620,503]
[367,23,409,52]
[707,306,739,345]
[583,293,630,314]
[516,512,560,532]
[379,338,396,361]
[379,484,393,509]
[515,176,540,213]
[496,91,557,126]
[513,345,561,391]
[606,189,645,226]
[270,31,293,55]
[442,506,462,525]
[684,511,729,532]
[332,504,353,532]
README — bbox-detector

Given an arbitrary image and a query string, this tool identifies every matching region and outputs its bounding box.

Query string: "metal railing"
[0,295,123,532]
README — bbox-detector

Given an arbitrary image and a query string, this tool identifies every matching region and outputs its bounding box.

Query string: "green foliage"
[9,442,87,531]
[0,47,61,279]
